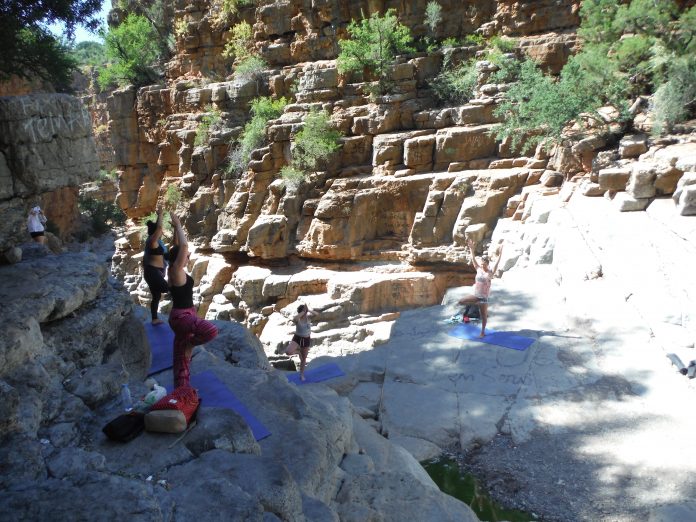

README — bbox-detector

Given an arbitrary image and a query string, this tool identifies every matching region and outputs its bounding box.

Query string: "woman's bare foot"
[152,318,164,325]
[479,331,485,338]
[300,373,306,382]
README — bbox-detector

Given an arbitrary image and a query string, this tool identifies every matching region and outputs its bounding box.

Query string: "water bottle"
[120,383,133,412]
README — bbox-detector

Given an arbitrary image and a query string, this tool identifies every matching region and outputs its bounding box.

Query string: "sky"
[49,0,110,44]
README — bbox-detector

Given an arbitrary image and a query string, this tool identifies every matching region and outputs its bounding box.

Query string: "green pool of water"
[423,456,535,522]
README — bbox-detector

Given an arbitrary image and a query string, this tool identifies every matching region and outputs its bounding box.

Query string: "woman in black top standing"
[143,207,169,325]
[168,212,218,388]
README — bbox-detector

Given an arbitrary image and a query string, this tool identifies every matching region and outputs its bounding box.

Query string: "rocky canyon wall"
[106,0,583,349]
[0,94,100,252]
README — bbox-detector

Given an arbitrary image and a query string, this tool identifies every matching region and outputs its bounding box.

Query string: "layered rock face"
[168,0,579,76]
[106,0,585,356]
[0,94,99,251]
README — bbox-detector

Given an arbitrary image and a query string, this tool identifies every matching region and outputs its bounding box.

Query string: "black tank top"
[170,274,194,309]
[143,238,166,266]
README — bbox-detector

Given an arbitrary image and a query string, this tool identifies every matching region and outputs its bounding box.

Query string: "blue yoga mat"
[144,322,175,376]
[190,370,271,441]
[287,363,345,385]
[447,323,536,351]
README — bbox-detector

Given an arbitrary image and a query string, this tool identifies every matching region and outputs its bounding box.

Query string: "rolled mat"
[287,363,345,385]
[447,323,536,351]
[144,322,175,376]
[189,370,271,441]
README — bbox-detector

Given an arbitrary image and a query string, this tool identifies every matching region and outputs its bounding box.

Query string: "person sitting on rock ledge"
[458,239,503,337]
[283,304,318,382]
[27,206,47,244]
[168,212,218,388]
[143,207,170,325]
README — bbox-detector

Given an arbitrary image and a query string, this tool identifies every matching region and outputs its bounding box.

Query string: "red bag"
[145,386,200,434]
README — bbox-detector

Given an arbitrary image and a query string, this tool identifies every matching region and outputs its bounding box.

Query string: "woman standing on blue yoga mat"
[458,239,503,337]
[284,304,317,382]
[168,212,218,388]
[143,207,170,325]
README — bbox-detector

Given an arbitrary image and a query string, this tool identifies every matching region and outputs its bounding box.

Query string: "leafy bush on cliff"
[337,9,414,94]
[164,184,181,209]
[291,110,343,172]
[194,106,223,147]
[279,109,342,186]
[223,21,254,60]
[98,14,161,89]
[430,59,478,106]
[652,57,696,134]
[224,96,288,178]
[233,55,268,81]
[279,166,305,189]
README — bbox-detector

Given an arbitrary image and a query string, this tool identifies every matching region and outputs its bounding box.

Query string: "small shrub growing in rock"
[79,196,126,235]
[280,109,342,185]
[489,35,518,54]
[164,184,181,209]
[279,166,305,188]
[194,106,222,147]
[223,21,254,61]
[652,57,696,134]
[97,168,118,184]
[291,110,342,172]
[430,59,478,106]
[226,96,288,177]
[337,9,414,94]
[424,2,442,33]
[233,55,267,81]
[174,18,188,38]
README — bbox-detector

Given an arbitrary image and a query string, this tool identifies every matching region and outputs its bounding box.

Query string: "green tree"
[496,0,696,141]
[98,14,161,89]
[337,9,414,94]
[0,0,102,90]
[71,40,107,67]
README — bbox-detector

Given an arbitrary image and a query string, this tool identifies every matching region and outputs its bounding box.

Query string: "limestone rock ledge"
[0,94,99,250]
[0,250,478,521]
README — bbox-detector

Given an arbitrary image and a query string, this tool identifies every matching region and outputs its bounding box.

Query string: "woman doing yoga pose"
[168,212,218,388]
[143,208,169,325]
[285,304,318,382]
[458,239,503,337]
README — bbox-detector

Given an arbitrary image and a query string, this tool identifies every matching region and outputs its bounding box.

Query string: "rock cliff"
[0,94,100,252]
[106,0,587,352]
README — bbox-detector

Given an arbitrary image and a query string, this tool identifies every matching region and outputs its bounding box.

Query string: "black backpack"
[102,411,145,442]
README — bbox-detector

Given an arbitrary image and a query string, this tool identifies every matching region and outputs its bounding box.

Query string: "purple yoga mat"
[190,370,271,441]
[447,323,536,351]
[287,363,345,385]
[144,322,175,376]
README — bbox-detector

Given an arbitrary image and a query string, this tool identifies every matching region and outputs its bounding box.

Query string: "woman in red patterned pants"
[167,212,218,388]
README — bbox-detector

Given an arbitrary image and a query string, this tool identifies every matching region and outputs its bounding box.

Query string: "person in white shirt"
[283,304,318,381]
[27,206,47,244]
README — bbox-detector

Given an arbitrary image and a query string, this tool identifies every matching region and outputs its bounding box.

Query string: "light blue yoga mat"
[448,323,536,351]
[287,363,345,385]
[144,322,175,376]
[190,370,271,441]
